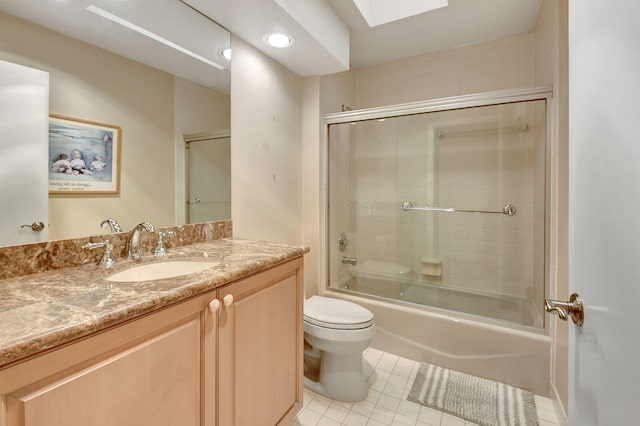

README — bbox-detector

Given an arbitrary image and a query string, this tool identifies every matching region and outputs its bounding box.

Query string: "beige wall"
[230,36,303,245]
[0,13,176,240]
[320,69,357,114]
[354,33,535,108]
[175,78,230,134]
[301,77,321,296]
[229,39,349,297]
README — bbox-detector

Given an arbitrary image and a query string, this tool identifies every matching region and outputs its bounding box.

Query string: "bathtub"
[322,283,551,396]
[339,275,544,328]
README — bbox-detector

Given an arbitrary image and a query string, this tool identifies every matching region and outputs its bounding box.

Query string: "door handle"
[21,221,45,232]
[545,293,584,326]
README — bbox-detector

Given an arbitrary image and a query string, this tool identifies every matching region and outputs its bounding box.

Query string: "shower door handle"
[545,293,584,326]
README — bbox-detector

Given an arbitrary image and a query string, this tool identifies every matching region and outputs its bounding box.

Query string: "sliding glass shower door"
[328,99,547,327]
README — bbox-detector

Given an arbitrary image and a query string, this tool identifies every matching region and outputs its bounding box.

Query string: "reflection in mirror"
[0,2,231,247]
[185,131,231,224]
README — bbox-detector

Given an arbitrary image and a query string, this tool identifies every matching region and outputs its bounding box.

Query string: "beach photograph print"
[49,114,121,194]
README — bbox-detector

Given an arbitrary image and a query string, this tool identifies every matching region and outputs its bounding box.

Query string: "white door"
[568,0,640,424]
[0,60,49,246]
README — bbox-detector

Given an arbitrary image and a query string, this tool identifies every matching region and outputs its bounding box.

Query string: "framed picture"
[48,114,121,194]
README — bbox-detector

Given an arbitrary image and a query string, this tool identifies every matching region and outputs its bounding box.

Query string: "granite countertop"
[0,238,309,368]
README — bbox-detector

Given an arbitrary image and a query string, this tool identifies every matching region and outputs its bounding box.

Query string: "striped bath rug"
[408,363,538,426]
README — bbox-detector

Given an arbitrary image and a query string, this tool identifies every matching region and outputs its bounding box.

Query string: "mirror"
[0,1,231,247]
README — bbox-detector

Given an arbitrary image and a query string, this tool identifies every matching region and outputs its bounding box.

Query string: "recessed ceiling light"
[221,48,232,61]
[263,33,295,48]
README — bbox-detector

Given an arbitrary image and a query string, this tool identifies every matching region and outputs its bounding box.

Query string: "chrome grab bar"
[401,202,517,216]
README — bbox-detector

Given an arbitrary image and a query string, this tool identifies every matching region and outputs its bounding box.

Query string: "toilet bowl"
[303,295,375,402]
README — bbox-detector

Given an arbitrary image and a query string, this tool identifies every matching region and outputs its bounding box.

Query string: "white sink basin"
[106,257,221,282]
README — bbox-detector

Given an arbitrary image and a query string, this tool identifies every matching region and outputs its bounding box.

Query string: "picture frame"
[48,114,121,195]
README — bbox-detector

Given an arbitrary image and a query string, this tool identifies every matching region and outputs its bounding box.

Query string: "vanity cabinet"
[0,257,303,426]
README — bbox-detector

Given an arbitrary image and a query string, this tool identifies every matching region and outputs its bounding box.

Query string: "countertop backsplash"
[0,220,232,281]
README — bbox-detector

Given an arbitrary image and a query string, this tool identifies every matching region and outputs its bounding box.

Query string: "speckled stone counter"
[0,238,309,368]
[0,220,233,280]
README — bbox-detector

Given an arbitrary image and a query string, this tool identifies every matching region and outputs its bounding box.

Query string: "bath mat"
[408,362,538,426]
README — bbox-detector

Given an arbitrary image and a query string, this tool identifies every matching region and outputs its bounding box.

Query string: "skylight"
[352,0,448,27]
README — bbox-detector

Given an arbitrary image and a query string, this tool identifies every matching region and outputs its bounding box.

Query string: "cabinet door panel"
[218,260,303,426]
[6,318,201,426]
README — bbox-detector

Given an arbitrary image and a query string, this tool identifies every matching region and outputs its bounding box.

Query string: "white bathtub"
[322,287,551,396]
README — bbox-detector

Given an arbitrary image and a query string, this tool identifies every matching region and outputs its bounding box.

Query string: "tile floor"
[292,348,561,426]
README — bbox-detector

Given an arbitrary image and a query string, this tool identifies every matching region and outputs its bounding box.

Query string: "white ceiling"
[0,0,544,83]
[0,0,231,93]
[327,0,544,68]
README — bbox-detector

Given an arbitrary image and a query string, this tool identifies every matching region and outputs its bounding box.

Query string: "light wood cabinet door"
[6,317,201,426]
[217,259,304,426]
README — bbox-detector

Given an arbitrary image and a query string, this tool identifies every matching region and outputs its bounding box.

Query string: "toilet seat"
[304,296,374,330]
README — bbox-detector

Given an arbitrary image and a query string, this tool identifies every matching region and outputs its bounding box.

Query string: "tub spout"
[341,257,357,266]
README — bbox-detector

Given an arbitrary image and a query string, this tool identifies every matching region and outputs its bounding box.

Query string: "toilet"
[303,295,375,402]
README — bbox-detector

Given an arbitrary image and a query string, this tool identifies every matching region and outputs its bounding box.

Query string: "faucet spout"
[101,218,122,233]
[126,221,155,260]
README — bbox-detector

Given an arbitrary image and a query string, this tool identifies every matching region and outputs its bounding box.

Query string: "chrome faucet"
[100,218,122,233]
[126,221,155,260]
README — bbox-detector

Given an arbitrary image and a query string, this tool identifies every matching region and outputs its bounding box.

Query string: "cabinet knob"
[209,299,221,313]
[223,294,234,307]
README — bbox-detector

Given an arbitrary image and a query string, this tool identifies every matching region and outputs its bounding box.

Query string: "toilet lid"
[304,296,374,330]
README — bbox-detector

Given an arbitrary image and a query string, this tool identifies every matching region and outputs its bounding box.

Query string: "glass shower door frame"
[321,86,554,329]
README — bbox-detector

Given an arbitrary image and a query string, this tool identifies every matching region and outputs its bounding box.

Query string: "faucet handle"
[83,240,117,268]
[154,231,176,256]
